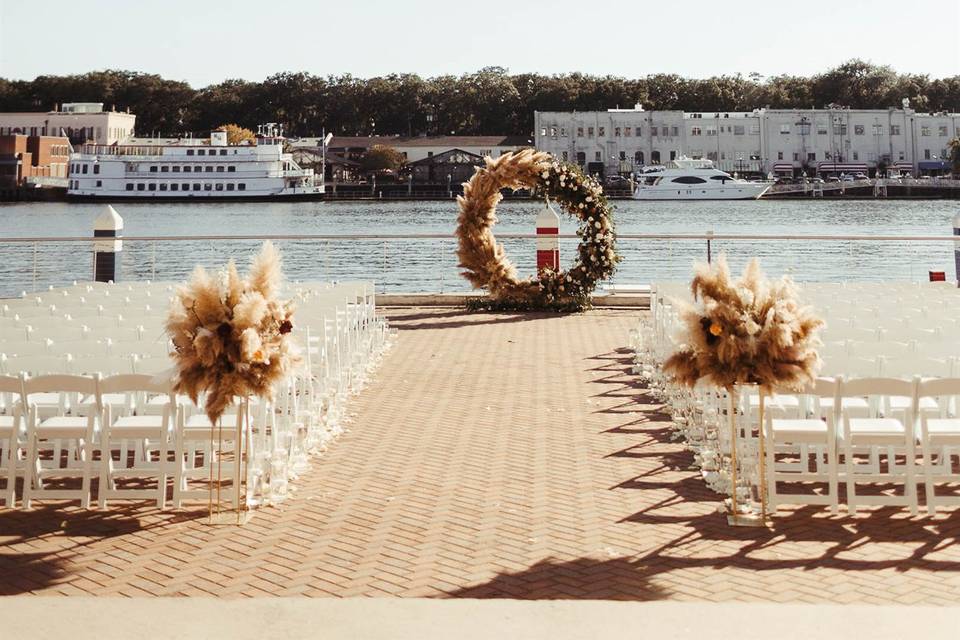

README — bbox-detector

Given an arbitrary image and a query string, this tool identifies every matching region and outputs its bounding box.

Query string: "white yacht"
[66,124,323,201]
[632,156,770,200]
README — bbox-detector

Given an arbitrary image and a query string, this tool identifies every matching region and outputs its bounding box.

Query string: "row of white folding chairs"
[0,353,172,378]
[0,339,172,359]
[1,325,151,343]
[0,373,275,510]
[821,340,960,361]
[759,376,960,516]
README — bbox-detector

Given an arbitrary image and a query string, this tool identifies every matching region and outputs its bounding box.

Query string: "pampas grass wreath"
[165,241,301,424]
[663,256,824,393]
[456,149,620,311]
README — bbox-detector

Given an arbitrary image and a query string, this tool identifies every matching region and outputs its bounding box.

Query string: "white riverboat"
[632,156,770,200]
[66,124,323,201]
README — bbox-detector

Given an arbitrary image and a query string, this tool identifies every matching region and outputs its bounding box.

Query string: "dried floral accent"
[165,241,301,424]
[456,149,620,311]
[663,256,824,393]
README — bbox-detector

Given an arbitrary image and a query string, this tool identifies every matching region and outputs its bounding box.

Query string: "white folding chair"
[98,374,177,509]
[840,376,919,515]
[765,377,841,514]
[0,375,24,508]
[916,377,960,515]
[21,374,101,509]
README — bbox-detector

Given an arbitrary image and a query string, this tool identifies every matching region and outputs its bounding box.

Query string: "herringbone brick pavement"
[1,308,959,602]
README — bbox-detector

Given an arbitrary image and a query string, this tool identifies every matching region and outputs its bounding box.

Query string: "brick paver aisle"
[1,308,959,602]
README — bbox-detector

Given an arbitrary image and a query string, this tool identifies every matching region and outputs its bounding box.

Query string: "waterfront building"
[0,103,135,146]
[0,134,70,189]
[534,103,960,178]
[66,125,321,200]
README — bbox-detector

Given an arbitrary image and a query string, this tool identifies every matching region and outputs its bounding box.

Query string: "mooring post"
[536,202,560,273]
[953,214,960,287]
[93,205,123,283]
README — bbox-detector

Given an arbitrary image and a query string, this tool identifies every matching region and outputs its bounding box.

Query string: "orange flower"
[709,322,723,337]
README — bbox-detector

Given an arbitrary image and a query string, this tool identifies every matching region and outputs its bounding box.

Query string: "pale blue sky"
[1,0,957,86]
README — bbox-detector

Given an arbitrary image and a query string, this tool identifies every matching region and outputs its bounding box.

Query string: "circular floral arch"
[456,150,620,311]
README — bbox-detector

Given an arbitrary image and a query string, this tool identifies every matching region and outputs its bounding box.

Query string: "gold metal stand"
[726,385,771,527]
[207,398,254,526]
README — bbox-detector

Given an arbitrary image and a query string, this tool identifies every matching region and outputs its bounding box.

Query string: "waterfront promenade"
[1,308,959,603]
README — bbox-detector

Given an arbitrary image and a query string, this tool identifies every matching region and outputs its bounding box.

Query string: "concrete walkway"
[1,309,959,603]
[2,597,958,640]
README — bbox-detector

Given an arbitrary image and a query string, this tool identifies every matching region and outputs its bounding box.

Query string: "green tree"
[361,144,405,172]
[948,137,960,176]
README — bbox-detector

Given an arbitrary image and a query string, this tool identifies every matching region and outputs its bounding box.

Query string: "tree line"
[1,60,958,139]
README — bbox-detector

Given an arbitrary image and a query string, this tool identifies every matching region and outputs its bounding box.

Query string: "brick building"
[0,135,70,188]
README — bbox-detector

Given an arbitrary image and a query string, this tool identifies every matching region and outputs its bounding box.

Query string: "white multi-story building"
[0,103,135,146]
[535,103,960,177]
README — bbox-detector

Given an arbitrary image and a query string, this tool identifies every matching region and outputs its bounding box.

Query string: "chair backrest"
[0,340,54,357]
[99,373,173,396]
[848,341,910,359]
[1,354,71,376]
[917,377,960,399]
[70,355,135,376]
[882,356,954,380]
[840,376,917,404]
[0,374,21,395]
[23,373,99,396]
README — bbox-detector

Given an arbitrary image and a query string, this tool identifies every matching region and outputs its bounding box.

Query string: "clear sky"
[1,0,958,87]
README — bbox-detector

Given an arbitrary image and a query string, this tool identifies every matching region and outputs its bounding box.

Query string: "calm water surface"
[0,199,956,296]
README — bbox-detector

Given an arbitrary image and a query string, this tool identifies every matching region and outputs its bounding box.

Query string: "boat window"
[226,183,235,191]
[149,166,158,172]
[137,183,145,191]
[220,150,227,156]
[238,183,246,191]
[125,184,133,191]
[183,166,191,173]
[159,184,168,191]
[198,149,205,156]
[709,175,730,181]
[171,184,179,191]
[228,166,236,172]
[172,166,180,172]
[186,149,194,156]
[205,166,214,172]
[193,183,201,191]
[148,183,156,190]
[217,166,225,172]
[215,183,224,191]
[671,176,707,184]
[204,183,212,191]
[161,166,169,172]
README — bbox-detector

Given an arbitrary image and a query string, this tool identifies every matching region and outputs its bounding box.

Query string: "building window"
[614,127,621,137]
[634,151,644,165]
[159,183,168,191]
[706,127,717,136]
[706,151,717,161]
[733,125,744,135]
[226,183,235,191]
[650,126,658,136]
[95,180,102,187]
[833,123,847,135]
[193,183,201,191]
[651,150,660,164]
[137,183,145,191]
[924,149,931,159]
[198,149,205,156]
[204,183,212,191]
[899,151,905,160]
[183,166,191,173]
[194,166,202,172]
[921,126,931,136]
[559,127,566,137]
[669,150,677,161]
[82,164,88,174]
[854,125,865,135]
[691,127,702,136]
[624,127,631,137]
[808,152,816,162]
[216,166,224,172]
[549,127,556,137]
[540,127,546,137]
[777,151,783,160]
[172,166,180,172]
[939,125,949,136]
[93,164,100,174]
[594,151,601,161]
[670,126,678,136]
[227,166,236,172]
[238,183,246,191]
[619,151,626,160]
[598,127,605,137]
[792,152,799,161]
[577,127,583,137]
[890,125,901,135]
[873,124,883,135]
[187,149,194,156]
[852,151,859,160]
[171,183,179,191]
[149,166,158,172]
[126,183,133,191]
[779,124,790,135]
[587,127,594,137]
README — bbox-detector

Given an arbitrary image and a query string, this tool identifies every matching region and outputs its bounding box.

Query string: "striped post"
[93,205,123,283]
[536,203,560,273]
[954,214,960,287]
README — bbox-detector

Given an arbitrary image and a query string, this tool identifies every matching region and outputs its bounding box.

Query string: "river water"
[0,199,956,297]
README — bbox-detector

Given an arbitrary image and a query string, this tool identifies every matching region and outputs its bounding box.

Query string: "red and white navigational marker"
[536,203,560,273]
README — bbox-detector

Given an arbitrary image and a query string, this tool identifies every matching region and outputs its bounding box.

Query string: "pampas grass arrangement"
[663,256,824,393]
[165,241,300,424]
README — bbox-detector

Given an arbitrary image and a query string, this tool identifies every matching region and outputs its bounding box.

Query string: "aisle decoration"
[663,256,823,393]
[165,241,300,425]
[457,149,620,311]
[662,256,823,525]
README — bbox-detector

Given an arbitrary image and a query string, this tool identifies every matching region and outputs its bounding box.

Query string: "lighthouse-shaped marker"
[536,201,560,273]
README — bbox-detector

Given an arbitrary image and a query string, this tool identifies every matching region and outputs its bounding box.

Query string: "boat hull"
[65,192,327,203]
[633,184,770,200]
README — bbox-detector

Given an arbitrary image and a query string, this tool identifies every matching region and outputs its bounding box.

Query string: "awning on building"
[918,160,949,170]
[892,161,913,170]
[817,162,868,173]
[772,163,794,173]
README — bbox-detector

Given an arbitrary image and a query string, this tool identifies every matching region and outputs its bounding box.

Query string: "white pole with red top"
[536,202,560,273]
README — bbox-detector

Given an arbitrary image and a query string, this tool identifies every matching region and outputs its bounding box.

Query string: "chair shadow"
[386,309,566,331]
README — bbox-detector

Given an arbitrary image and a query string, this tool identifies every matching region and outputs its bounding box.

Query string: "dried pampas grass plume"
[165,241,300,424]
[663,255,824,393]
